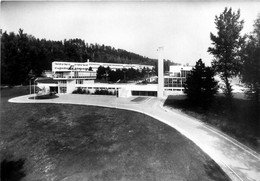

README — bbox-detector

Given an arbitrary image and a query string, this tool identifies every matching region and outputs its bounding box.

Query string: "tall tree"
[184,59,218,108]
[208,7,244,102]
[241,15,260,110]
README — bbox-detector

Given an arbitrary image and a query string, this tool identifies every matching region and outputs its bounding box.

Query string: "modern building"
[38,51,192,97]
[52,61,97,93]
[164,65,192,96]
[53,60,154,72]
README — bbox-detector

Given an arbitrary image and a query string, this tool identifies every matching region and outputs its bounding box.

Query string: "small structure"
[35,77,58,95]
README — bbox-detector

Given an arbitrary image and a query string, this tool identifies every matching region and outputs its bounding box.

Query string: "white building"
[38,52,192,97]
[52,60,154,72]
[164,64,193,96]
[52,61,97,93]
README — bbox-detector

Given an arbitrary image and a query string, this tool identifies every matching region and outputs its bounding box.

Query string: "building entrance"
[132,91,157,97]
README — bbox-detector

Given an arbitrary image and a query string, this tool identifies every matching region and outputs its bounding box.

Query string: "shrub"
[94,89,114,95]
[72,87,90,94]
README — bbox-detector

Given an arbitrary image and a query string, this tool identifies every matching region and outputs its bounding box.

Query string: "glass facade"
[164,69,190,88]
[164,78,183,87]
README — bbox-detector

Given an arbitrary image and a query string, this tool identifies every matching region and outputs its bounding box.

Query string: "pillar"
[157,47,164,98]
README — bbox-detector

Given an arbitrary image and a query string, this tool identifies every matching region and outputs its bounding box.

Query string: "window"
[76,80,83,84]
[60,87,67,93]
[59,80,66,84]
[74,71,79,78]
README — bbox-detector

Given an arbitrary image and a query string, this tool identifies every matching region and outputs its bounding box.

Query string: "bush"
[72,87,90,94]
[1,159,26,181]
[94,89,114,95]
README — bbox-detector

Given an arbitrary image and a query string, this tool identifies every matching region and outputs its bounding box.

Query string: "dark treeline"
[96,66,157,82]
[1,29,168,85]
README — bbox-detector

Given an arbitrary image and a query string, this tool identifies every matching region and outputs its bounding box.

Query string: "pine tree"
[184,59,218,108]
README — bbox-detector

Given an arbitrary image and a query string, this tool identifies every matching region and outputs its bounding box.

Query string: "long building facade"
[39,56,192,97]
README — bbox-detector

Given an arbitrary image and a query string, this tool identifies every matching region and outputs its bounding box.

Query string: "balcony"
[53,75,96,80]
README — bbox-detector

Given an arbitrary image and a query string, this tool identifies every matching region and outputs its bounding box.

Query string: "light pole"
[34,79,35,100]
[34,78,38,100]
[105,70,109,82]
[122,69,126,82]
[28,70,35,95]
[147,70,151,82]
[29,78,31,95]
[181,68,183,90]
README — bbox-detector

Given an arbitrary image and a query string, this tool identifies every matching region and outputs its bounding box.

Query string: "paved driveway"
[9,94,260,181]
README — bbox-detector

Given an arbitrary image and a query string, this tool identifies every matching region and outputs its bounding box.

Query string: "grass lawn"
[1,87,230,181]
[164,95,260,153]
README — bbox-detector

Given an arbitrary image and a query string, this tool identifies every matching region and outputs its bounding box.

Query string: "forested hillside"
[1,29,176,85]
[1,29,152,85]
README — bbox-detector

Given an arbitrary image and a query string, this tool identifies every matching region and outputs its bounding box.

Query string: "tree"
[241,15,260,111]
[96,66,106,79]
[184,59,218,108]
[208,7,244,102]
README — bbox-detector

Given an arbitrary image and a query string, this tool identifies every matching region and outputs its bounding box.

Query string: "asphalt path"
[9,94,260,181]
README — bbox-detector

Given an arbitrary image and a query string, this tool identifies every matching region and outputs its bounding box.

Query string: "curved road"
[9,94,260,181]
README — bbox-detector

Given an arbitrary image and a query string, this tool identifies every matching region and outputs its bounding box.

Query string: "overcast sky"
[1,1,260,65]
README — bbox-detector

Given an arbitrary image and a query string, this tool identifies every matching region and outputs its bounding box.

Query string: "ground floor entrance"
[132,91,157,97]
[50,86,58,93]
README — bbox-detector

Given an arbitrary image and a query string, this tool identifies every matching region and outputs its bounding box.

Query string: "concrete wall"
[67,80,76,93]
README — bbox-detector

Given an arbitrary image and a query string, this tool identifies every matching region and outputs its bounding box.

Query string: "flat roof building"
[38,52,192,97]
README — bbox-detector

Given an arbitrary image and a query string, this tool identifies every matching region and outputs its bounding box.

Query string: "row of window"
[165,88,183,91]
[169,70,191,78]
[76,80,83,84]
[77,87,117,90]
[132,91,157,97]
[164,78,186,87]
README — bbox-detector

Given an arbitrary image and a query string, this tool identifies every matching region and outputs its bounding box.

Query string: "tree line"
[1,29,160,85]
[96,66,156,82]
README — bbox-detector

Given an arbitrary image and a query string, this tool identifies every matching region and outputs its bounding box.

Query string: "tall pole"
[29,79,31,95]
[157,47,164,98]
[34,79,35,100]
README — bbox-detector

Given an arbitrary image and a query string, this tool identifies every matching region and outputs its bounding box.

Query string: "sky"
[1,1,260,66]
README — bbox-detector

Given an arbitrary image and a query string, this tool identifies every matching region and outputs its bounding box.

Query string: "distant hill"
[1,29,176,85]
[86,44,157,65]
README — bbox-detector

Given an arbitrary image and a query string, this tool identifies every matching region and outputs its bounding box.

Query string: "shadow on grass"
[1,159,26,181]
[164,95,260,153]
[28,94,59,100]
[204,160,231,181]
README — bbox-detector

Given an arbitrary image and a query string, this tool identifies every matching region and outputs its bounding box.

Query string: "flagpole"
[34,79,35,100]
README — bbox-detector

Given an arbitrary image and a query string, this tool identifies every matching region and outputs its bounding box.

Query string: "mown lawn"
[164,95,260,153]
[1,87,230,181]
